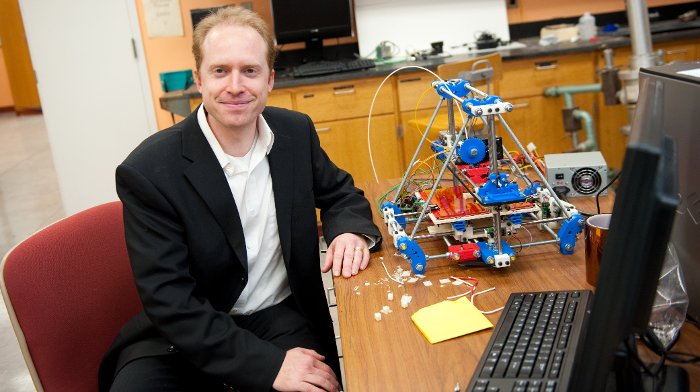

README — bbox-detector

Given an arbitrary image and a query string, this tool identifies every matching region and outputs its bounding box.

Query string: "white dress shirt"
[197,106,291,315]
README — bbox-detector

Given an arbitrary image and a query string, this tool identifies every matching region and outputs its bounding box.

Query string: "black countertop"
[272,25,700,89]
[162,23,700,111]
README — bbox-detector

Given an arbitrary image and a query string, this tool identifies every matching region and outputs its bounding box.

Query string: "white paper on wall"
[144,0,184,38]
[354,0,510,58]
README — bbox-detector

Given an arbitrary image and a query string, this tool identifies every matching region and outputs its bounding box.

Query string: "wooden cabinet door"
[595,46,631,170]
[595,101,630,170]
[400,108,444,166]
[499,96,592,156]
[399,107,485,165]
[593,39,700,170]
[267,90,293,109]
[0,0,41,111]
[316,114,402,184]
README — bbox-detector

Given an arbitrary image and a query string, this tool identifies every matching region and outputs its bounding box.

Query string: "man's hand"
[272,348,341,392]
[322,233,369,278]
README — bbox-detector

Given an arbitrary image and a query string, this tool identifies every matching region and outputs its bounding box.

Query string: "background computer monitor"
[190,5,231,29]
[569,68,682,391]
[270,0,353,62]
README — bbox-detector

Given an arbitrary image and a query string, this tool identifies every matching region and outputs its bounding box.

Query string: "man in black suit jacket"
[99,6,381,392]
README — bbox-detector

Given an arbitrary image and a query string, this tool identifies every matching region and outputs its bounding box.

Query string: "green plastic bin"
[160,70,194,92]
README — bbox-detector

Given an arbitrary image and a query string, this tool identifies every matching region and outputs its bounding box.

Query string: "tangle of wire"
[376,129,462,212]
[375,176,434,213]
[447,276,504,315]
[640,320,700,366]
[610,326,700,392]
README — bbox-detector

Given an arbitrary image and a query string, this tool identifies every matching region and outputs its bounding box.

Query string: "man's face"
[194,24,274,135]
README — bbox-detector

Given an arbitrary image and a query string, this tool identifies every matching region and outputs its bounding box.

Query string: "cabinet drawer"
[315,114,403,182]
[658,40,697,63]
[295,77,393,123]
[396,72,441,112]
[501,52,596,99]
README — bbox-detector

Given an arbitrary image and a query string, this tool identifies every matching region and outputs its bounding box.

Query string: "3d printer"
[379,77,586,274]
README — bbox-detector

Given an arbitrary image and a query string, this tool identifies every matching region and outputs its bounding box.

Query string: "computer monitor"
[641,62,700,322]
[191,4,253,29]
[569,70,681,391]
[190,5,228,29]
[270,0,353,62]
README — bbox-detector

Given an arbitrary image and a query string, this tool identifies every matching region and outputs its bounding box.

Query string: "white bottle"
[578,11,597,41]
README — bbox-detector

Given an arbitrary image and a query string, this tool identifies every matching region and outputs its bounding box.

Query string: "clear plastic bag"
[648,243,689,349]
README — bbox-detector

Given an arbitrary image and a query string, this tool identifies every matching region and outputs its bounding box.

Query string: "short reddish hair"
[192,6,276,72]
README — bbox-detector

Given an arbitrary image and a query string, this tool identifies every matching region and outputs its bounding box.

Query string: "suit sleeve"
[116,163,285,391]
[302,115,382,244]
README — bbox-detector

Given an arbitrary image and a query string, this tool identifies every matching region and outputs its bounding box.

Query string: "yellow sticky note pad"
[411,297,493,344]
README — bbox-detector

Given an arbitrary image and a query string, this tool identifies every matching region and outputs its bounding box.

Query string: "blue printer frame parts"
[380,78,585,274]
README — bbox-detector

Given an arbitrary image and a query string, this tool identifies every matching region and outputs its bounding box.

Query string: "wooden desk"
[334,180,699,391]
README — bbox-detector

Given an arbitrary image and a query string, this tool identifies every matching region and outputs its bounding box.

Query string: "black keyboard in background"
[292,59,376,78]
[467,290,593,392]
[344,58,377,72]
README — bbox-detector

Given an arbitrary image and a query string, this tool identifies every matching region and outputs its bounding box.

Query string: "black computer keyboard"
[467,290,593,392]
[292,58,376,77]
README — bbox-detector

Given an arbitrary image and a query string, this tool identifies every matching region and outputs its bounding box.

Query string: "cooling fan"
[544,151,608,197]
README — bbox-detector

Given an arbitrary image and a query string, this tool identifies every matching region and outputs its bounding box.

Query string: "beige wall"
[507,0,697,23]
[136,0,274,130]
[0,49,14,108]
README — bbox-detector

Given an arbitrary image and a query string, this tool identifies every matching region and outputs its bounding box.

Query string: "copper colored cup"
[584,214,612,286]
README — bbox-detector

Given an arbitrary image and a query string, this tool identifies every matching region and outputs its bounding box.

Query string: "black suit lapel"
[180,114,248,272]
[266,116,294,267]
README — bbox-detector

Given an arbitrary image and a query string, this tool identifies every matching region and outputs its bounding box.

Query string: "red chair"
[1,201,142,392]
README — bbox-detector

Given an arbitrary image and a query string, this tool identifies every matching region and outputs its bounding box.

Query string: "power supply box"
[544,151,608,197]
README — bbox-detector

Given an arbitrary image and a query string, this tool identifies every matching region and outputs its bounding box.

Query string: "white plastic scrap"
[374,312,382,321]
[387,291,394,301]
[380,305,392,314]
[392,266,406,283]
[400,294,413,309]
[407,277,419,284]
[423,281,433,287]
[439,278,452,285]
